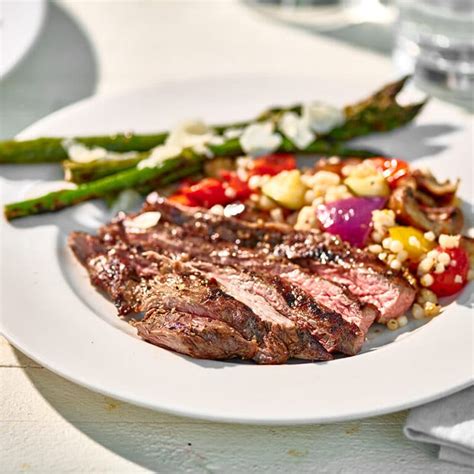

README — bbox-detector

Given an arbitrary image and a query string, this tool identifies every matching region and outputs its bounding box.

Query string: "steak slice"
[114,220,376,354]
[69,232,331,363]
[136,310,258,361]
[144,195,415,321]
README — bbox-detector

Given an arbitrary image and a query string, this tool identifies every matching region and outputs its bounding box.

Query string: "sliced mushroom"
[388,185,464,235]
[412,169,458,204]
[461,236,474,267]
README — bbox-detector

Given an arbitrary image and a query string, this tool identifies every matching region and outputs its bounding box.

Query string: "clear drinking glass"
[394,0,474,108]
[245,0,395,31]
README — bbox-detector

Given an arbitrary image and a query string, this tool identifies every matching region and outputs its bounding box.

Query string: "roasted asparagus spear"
[0,76,423,165]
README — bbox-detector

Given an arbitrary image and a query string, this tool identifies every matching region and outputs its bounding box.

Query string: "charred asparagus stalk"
[0,76,423,165]
[5,138,384,218]
[64,140,382,184]
[4,152,204,220]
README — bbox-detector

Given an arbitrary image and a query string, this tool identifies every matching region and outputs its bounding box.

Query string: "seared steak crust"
[144,195,415,321]
[69,231,331,363]
[114,220,375,354]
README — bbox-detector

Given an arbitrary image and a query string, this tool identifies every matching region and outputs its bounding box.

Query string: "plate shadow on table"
[348,123,458,163]
[13,344,447,473]
[0,1,98,140]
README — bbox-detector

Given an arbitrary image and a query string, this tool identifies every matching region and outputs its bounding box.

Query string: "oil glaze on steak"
[112,219,377,354]
[144,195,416,322]
[68,196,416,363]
[69,232,332,363]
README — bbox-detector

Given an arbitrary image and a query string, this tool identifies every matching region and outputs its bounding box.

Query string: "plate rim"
[1,74,473,425]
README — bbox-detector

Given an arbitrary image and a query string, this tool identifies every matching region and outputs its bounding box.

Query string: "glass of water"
[393,0,474,107]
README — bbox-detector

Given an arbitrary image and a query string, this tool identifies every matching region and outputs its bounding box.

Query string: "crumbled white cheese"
[302,102,345,134]
[137,144,182,169]
[139,119,220,168]
[208,135,225,146]
[454,274,463,284]
[223,203,245,218]
[124,211,161,230]
[192,143,213,158]
[240,122,282,156]
[62,139,107,163]
[166,119,215,149]
[25,180,78,199]
[278,111,314,149]
[62,139,138,163]
[223,127,244,140]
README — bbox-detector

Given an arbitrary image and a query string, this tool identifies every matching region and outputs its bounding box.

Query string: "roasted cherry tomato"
[168,193,197,206]
[369,157,410,188]
[170,172,251,208]
[219,170,252,202]
[248,154,296,177]
[184,178,228,208]
[429,246,469,297]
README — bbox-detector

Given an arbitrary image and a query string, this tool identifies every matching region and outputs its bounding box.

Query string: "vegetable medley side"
[3,76,424,219]
[163,152,473,330]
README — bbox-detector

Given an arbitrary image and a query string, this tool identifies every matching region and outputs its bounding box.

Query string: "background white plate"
[1,75,473,424]
[0,0,46,78]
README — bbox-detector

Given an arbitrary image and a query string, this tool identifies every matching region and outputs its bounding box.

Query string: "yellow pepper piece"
[389,226,435,260]
[262,169,307,210]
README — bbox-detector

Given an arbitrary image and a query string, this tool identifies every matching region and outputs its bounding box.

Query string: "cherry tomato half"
[248,154,296,177]
[168,193,197,207]
[170,172,251,208]
[370,157,410,188]
[429,246,469,297]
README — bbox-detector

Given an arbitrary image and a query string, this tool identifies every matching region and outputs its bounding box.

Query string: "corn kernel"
[438,252,451,266]
[378,252,387,261]
[408,236,421,248]
[248,175,262,190]
[259,195,277,210]
[412,303,425,320]
[439,234,460,249]
[387,319,399,331]
[420,274,434,287]
[418,257,435,275]
[295,206,317,231]
[424,231,436,242]
[419,289,438,305]
[270,208,284,223]
[390,259,402,270]
[427,249,440,260]
[434,263,445,274]
[372,231,383,243]
[368,244,383,254]
[397,250,408,262]
[382,237,393,249]
[424,302,441,317]
[304,189,316,205]
[390,240,403,253]
[397,315,408,327]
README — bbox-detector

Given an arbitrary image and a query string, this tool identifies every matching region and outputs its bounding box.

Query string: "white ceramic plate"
[1,75,473,424]
[0,0,46,78]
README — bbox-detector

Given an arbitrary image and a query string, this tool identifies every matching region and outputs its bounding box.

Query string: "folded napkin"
[404,386,474,467]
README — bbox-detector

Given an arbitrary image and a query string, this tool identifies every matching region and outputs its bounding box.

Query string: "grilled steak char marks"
[136,309,259,361]
[69,232,332,363]
[144,194,416,322]
[117,220,376,355]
